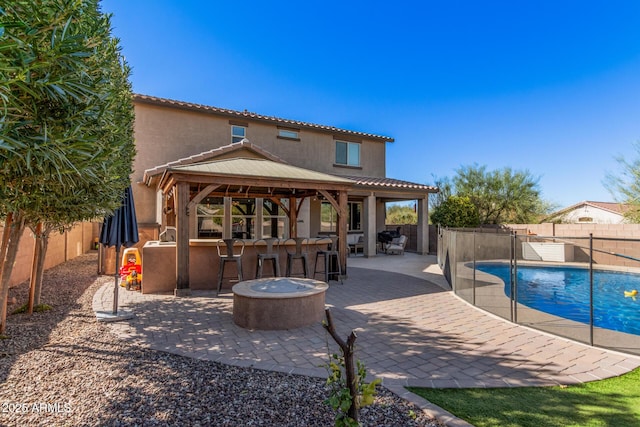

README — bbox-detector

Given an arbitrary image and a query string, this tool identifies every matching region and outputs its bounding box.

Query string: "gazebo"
[145,143,353,295]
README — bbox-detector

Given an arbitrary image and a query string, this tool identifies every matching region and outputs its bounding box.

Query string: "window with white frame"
[335,140,360,166]
[231,125,246,143]
[278,129,299,139]
[196,197,224,238]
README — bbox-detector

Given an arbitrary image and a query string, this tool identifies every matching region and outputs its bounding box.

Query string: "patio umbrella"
[99,185,139,314]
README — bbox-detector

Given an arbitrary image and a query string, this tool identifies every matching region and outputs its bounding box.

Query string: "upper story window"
[278,129,299,139]
[231,125,246,143]
[335,140,360,167]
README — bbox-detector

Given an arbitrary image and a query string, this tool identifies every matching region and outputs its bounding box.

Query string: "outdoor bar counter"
[141,238,331,294]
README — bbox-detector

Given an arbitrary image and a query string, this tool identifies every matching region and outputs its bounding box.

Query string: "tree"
[428,174,453,212]
[604,141,640,222]
[386,204,417,224]
[430,195,480,228]
[0,0,134,331]
[453,164,550,224]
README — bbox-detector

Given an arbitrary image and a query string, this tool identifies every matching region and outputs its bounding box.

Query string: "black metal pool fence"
[438,227,640,356]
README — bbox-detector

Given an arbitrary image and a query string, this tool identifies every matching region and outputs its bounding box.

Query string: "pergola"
[155,157,353,295]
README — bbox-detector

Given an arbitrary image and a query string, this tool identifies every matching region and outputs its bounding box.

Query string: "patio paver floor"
[93,252,640,425]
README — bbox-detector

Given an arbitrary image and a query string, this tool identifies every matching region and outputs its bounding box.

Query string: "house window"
[278,129,299,139]
[320,201,362,232]
[348,202,362,231]
[231,125,246,143]
[261,199,288,238]
[196,197,224,238]
[231,198,256,239]
[335,141,360,166]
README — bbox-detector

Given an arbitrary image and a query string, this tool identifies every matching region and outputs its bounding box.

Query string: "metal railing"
[438,227,640,356]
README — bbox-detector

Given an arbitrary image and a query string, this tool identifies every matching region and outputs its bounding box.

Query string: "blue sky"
[101,0,640,208]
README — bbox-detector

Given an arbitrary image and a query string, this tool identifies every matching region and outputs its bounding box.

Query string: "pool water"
[475,263,640,336]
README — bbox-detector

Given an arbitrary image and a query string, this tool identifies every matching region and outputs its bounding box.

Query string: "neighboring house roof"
[581,201,630,215]
[134,94,394,143]
[543,200,630,222]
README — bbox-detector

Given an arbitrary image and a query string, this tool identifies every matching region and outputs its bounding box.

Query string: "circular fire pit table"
[232,277,329,330]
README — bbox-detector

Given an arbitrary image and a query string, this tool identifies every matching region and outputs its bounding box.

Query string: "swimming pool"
[475,263,640,336]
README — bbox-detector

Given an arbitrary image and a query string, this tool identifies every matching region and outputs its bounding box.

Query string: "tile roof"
[133,94,394,142]
[542,200,631,222]
[338,174,438,192]
[583,201,630,214]
[550,200,629,217]
[143,139,437,195]
[143,140,287,185]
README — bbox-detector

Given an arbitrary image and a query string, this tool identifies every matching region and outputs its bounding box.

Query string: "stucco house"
[131,94,437,293]
[543,201,630,224]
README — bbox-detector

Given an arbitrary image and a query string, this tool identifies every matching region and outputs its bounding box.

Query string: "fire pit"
[232,277,328,330]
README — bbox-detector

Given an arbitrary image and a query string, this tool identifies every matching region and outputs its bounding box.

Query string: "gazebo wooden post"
[175,181,191,296]
[319,189,349,273]
[338,190,348,272]
[289,196,297,238]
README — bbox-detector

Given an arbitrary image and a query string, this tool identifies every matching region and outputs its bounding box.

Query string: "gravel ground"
[0,253,443,426]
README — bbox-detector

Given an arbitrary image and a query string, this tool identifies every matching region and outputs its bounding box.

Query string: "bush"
[431,195,480,228]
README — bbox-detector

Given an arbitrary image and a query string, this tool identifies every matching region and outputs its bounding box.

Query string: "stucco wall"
[510,223,640,238]
[511,223,640,267]
[132,101,388,225]
[560,208,623,224]
[1,222,95,288]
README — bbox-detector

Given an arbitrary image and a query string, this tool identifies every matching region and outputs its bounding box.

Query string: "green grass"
[12,303,52,314]
[409,368,640,427]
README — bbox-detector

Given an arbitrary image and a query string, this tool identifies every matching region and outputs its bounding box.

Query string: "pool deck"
[94,252,640,427]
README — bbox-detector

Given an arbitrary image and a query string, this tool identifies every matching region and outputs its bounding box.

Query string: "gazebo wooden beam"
[157,168,352,292]
[175,181,190,296]
[187,184,220,215]
[163,173,349,192]
[318,189,348,267]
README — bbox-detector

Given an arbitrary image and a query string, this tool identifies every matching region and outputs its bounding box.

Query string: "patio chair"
[385,235,407,255]
[254,237,281,278]
[348,234,364,257]
[216,238,245,296]
[285,237,310,278]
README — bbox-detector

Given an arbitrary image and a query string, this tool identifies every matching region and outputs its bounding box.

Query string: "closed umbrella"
[99,185,139,314]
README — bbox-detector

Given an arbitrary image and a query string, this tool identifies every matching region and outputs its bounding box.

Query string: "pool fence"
[438,226,640,356]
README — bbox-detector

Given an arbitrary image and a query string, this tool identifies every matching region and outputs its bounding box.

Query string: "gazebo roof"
[157,156,353,198]
[169,157,353,184]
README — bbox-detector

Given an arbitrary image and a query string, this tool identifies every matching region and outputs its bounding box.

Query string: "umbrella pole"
[113,246,120,314]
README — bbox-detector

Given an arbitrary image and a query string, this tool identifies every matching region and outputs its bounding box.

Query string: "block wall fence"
[3,222,640,288]
[0,222,97,287]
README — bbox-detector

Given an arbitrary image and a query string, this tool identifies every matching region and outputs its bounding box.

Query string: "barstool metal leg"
[217,260,225,296]
[236,258,243,282]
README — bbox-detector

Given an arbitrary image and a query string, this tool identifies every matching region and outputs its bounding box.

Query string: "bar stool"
[216,238,244,296]
[285,237,310,278]
[254,237,281,278]
[313,236,343,284]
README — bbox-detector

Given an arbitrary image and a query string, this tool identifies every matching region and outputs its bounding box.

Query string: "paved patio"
[93,252,640,425]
